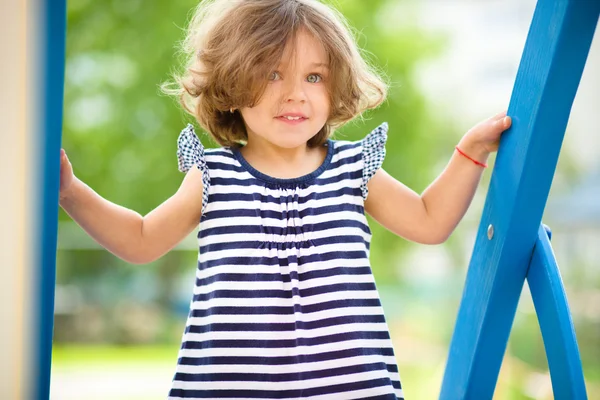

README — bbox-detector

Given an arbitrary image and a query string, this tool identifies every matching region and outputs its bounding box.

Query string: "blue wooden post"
[528,224,587,398]
[440,0,599,398]
[37,0,67,398]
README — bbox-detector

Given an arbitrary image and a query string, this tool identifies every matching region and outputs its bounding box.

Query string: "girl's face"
[240,29,331,150]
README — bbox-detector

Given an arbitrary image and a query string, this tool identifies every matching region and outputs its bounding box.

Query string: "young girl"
[59,0,511,398]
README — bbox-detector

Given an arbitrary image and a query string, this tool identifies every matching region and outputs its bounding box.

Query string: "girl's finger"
[490,110,507,121]
[499,116,512,128]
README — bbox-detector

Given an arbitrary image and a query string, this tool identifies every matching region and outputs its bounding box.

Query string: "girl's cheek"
[263,86,281,103]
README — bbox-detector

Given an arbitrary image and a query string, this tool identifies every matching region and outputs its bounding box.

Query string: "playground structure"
[1,0,598,399]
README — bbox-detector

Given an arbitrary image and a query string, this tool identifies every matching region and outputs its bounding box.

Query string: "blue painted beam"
[440,0,599,398]
[36,0,66,398]
[528,224,586,399]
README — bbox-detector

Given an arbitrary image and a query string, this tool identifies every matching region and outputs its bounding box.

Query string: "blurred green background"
[52,0,600,399]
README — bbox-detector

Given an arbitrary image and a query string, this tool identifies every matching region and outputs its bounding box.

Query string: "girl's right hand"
[59,148,74,201]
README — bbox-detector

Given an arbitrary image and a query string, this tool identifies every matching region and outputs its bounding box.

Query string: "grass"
[52,344,179,367]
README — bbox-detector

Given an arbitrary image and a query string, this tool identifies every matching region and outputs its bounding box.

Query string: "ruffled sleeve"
[361,122,388,200]
[177,124,210,213]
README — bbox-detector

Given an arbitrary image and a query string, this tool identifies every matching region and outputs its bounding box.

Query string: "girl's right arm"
[59,149,204,264]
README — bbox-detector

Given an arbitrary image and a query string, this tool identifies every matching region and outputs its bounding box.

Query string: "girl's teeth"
[285,116,301,120]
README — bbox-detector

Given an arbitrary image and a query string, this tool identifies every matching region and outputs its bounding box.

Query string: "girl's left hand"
[457,111,512,164]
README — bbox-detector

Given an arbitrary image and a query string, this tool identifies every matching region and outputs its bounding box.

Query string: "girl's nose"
[283,79,307,103]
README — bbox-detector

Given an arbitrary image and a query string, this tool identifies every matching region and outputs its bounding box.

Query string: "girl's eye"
[269,71,281,81]
[307,74,322,83]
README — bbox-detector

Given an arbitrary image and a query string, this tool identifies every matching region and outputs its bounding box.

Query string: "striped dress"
[169,122,403,400]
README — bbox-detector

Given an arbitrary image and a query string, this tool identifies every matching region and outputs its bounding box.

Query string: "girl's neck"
[240,138,327,180]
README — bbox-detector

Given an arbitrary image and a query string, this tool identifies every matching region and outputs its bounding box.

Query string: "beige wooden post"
[0,1,39,398]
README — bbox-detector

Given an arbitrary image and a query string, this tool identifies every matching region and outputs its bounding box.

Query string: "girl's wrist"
[455,140,490,167]
[59,176,81,206]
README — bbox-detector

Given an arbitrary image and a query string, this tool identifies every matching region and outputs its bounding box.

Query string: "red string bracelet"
[455,146,488,168]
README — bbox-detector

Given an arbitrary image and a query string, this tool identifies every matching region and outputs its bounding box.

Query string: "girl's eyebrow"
[275,62,329,71]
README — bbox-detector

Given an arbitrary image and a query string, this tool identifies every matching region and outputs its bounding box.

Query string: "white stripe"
[185,309,385,328]
[194,256,370,280]
[207,157,361,180]
[198,227,370,247]
[193,273,376,294]
[198,240,367,262]
[191,285,380,304]
[200,210,367,231]
[208,175,360,196]
[203,193,364,213]
[176,339,393,358]
[188,300,384,323]
[186,305,385,326]
[205,152,237,165]
[333,142,362,159]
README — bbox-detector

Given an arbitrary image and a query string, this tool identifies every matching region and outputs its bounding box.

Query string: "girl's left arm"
[365,112,511,245]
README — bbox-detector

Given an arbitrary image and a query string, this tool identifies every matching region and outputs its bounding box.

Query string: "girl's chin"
[271,135,318,149]
[253,130,319,149]
[245,123,326,149]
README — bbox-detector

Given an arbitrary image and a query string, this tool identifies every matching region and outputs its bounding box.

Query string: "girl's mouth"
[275,115,308,125]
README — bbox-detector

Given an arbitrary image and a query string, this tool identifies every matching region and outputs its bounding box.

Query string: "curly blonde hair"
[164,0,387,147]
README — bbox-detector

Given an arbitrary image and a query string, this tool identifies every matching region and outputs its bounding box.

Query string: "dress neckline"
[230,139,334,186]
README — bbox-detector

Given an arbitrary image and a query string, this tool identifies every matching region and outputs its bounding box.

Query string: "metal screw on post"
[487,224,494,240]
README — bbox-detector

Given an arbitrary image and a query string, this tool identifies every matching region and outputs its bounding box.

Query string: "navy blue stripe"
[197,272,288,286]
[205,161,246,173]
[301,297,381,313]
[207,186,360,205]
[210,177,265,187]
[182,331,391,350]
[190,298,381,317]
[191,283,376,302]
[178,347,395,366]
[199,235,366,253]
[209,169,361,188]
[305,166,361,186]
[299,265,372,281]
[300,266,372,281]
[200,250,370,269]
[205,149,236,159]
[174,361,392,382]
[327,152,361,170]
[185,314,386,333]
[195,266,372,287]
[316,169,361,185]
[169,377,393,398]
[202,203,365,221]
[335,140,362,152]
[199,219,370,239]
[300,282,376,297]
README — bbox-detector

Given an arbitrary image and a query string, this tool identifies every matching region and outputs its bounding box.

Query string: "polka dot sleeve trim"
[177,124,210,213]
[361,122,388,200]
